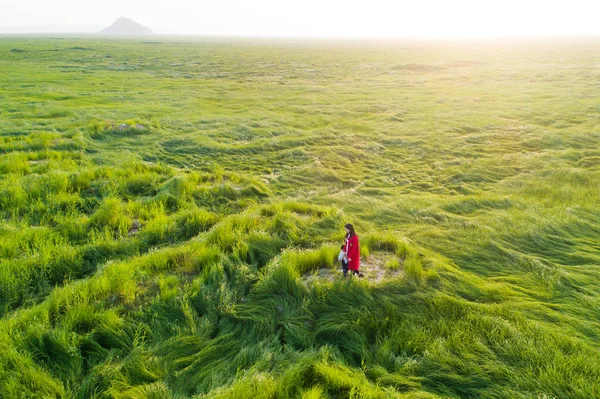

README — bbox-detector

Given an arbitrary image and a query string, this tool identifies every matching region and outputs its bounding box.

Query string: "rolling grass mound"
[0,37,599,398]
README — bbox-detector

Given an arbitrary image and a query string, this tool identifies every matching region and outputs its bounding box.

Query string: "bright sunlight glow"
[1,0,599,37]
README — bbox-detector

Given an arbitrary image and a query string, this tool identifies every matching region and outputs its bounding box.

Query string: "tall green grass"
[0,36,599,398]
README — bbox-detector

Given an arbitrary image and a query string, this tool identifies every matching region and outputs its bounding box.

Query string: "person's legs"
[342,260,348,277]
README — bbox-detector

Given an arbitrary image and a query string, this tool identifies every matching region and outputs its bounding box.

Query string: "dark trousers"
[342,260,360,277]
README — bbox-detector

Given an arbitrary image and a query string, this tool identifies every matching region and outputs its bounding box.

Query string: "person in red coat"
[342,223,363,278]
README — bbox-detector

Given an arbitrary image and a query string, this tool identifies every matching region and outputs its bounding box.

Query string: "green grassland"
[0,35,599,398]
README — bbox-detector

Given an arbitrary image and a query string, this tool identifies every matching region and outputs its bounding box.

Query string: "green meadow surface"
[0,35,599,398]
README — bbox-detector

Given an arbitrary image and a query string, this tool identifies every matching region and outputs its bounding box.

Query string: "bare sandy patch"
[301,251,404,285]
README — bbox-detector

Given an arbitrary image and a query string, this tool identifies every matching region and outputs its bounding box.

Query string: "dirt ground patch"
[127,219,141,236]
[301,251,404,285]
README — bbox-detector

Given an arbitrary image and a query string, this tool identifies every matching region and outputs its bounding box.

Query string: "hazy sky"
[1,0,599,37]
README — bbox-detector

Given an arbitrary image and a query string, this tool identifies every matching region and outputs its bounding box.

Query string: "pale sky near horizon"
[1,0,599,37]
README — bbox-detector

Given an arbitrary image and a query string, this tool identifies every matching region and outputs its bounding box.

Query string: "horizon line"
[2,31,600,41]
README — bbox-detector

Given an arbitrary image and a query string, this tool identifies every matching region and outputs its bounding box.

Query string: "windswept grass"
[0,36,599,398]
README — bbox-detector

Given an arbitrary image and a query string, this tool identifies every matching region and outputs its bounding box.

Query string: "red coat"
[345,235,360,271]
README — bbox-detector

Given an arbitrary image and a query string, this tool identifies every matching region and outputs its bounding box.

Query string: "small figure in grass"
[339,223,363,278]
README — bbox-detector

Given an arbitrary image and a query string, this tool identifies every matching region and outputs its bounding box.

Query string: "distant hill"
[101,17,153,35]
